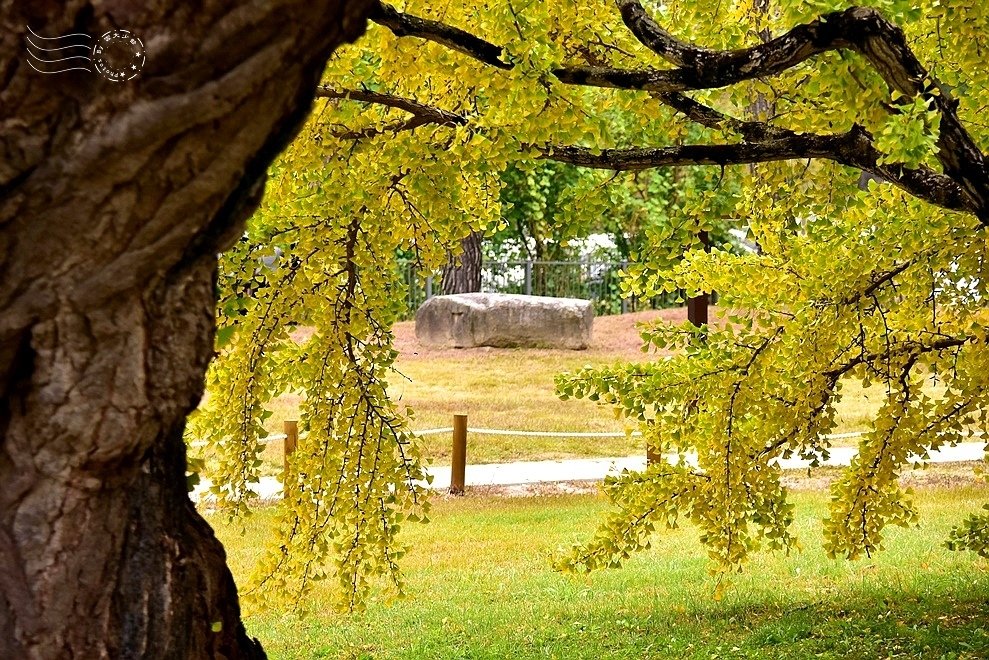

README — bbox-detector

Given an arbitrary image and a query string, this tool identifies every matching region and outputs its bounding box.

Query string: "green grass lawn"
[229,309,950,475]
[212,481,989,659]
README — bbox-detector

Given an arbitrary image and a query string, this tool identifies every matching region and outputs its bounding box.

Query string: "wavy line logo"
[25,26,145,82]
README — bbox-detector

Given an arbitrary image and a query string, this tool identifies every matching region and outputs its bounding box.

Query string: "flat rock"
[415,292,593,350]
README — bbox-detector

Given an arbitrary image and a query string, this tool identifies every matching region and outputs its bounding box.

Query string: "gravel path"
[193,441,986,502]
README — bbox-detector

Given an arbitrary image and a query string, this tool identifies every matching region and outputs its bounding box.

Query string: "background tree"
[497,162,583,264]
[0,1,370,657]
[198,0,989,611]
[440,230,483,294]
[491,160,737,309]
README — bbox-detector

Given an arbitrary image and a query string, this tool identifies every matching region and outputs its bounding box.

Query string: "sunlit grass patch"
[212,482,989,660]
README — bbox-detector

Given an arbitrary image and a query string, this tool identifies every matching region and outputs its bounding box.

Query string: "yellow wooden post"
[450,414,467,495]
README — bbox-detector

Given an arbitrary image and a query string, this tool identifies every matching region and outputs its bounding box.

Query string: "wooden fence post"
[450,414,467,495]
[283,420,298,498]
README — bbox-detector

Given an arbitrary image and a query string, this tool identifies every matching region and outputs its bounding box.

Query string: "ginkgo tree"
[193,0,989,610]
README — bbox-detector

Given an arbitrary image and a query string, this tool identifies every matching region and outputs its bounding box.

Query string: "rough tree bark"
[0,1,371,658]
[441,230,483,295]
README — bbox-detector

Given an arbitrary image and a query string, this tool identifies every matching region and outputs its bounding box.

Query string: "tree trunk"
[686,230,711,328]
[668,167,710,328]
[0,1,371,657]
[441,230,483,294]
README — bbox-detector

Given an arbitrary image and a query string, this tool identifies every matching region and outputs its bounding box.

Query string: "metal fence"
[399,260,686,319]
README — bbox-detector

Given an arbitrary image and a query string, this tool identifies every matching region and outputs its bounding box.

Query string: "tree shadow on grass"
[587,586,989,659]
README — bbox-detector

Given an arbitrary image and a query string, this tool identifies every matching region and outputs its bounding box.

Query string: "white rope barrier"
[189,433,288,448]
[411,428,871,440]
[188,427,984,448]
[415,427,454,436]
[188,428,860,447]
[457,428,643,438]
[824,431,865,441]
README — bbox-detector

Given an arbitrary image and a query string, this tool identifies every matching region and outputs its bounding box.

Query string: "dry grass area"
[245,307,950,472]
[262,310,695,468]
[389,309,692,462]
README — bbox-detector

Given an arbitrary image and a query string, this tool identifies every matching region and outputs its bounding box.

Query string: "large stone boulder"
[415,292,593,349]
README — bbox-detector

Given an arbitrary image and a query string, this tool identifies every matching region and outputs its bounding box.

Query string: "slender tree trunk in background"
[0,1,370,657]
[441,230,483,294]
[532,237,548,296]
[669,166,709,327]
[686,231,711,327]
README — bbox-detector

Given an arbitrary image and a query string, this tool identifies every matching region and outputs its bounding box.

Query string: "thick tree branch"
[355,1,989,221]
[542,133,854,170]
[540,124,972,215]
[617,0,703,67]
[369,1,512,69]
[650,92,972,214]
[613,1,989,219]
[614,3,924,94]
[552,65,713,93]
[540,81,974,216]
[318,80,972,215]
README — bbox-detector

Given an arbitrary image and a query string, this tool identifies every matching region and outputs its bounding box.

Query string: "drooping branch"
[316,86,467,139]
[651,92,788,140]
[369,1,512,69]
[822,335,969,381]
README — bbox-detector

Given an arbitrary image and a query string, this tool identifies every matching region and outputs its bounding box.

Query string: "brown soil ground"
[292,305,734,361]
